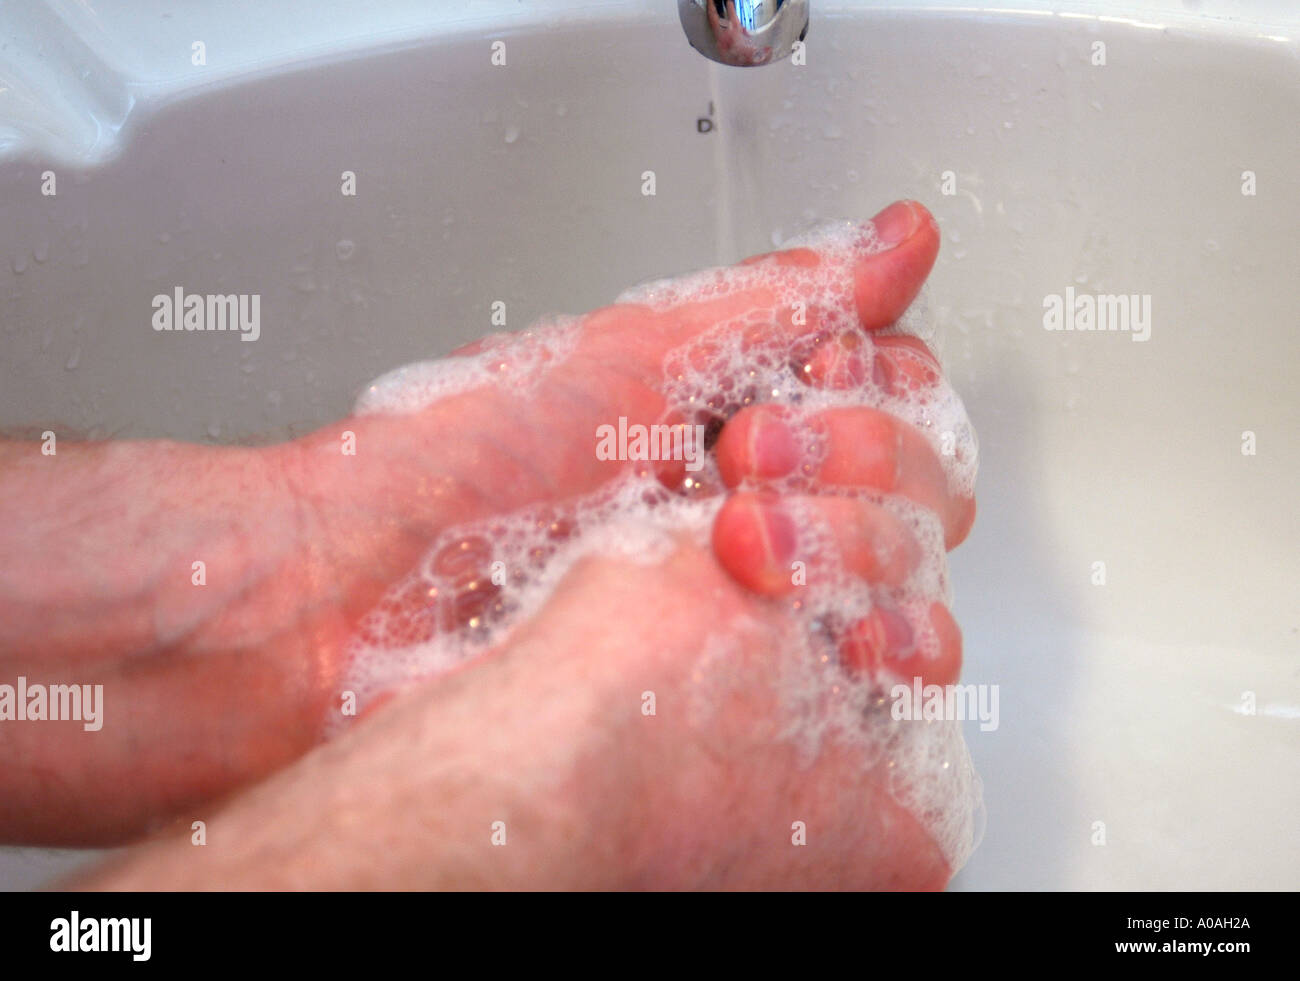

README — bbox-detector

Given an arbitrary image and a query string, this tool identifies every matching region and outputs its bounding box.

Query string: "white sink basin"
[1,0,1296,889]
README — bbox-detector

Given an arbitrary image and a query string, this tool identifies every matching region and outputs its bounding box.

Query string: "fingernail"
[877,607,915,656]
[870,200,919,249]
[750,411,800,478]
[755,498,798,569]
[871,347,898,394]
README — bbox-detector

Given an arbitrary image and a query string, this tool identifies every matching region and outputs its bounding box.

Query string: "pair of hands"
[1,200,973,888]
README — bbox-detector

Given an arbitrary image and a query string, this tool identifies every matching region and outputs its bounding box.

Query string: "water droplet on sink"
[33,242,49,263]
[336,239,356,261]
[11,255,26,274]
[504,125,520,144]
[65,346,81,371]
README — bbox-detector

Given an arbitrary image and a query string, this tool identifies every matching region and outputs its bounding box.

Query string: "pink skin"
[0,200,973,889]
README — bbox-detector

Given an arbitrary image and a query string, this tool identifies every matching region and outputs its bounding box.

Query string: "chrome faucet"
[678,0,809,67]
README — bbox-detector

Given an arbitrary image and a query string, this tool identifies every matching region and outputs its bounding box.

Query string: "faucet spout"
[678,0,809,67]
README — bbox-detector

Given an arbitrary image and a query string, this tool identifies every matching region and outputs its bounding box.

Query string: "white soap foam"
[354,316,583,416]
[339,217,983,870]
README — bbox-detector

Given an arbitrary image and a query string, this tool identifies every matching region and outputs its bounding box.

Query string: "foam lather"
[343,218,983,870]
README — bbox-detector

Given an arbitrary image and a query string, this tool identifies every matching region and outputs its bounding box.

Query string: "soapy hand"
[0,201,977,890]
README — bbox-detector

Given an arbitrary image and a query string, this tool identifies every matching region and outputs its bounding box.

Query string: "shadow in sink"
[946,353,1084,890]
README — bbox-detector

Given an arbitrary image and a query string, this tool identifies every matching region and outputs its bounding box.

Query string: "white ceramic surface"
[1,0,1296,889]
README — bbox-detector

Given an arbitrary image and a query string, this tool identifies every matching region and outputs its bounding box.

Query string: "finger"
[792,331,942,393]
[853,201,939,330]
[647,409,725,496]
[735,199,939,332]
[662,199,939,348]
[711,491,920,596]
[715,404,975,549]
[872,335,943,394]
[840,601,963,688]
[790,329,870,389]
